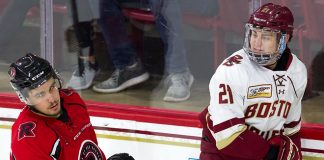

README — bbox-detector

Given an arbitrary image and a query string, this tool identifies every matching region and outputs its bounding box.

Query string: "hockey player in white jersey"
[199,3,307,160]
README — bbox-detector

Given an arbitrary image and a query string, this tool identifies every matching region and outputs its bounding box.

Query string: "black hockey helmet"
[8,53,62,103]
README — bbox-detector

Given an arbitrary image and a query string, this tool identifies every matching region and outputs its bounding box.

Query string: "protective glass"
[243,24,287,66]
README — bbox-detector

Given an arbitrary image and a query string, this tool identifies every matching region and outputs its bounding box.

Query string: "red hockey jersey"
[10,89,106,160]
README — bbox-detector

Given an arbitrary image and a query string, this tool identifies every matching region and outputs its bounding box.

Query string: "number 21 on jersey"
[219,84,234,104]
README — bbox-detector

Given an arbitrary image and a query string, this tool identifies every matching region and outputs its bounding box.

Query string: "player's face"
[27,78,61,117]
[249,29,278,55]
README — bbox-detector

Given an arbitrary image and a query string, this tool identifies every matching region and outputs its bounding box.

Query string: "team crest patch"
[247,84,272,99]
[223,55,243,66]
[78,140,104,160]
[18,122,36,141]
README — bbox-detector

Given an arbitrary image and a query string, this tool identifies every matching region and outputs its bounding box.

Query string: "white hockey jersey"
[208,49,307,148]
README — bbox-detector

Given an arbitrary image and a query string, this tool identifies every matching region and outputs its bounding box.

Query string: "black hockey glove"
[107,153,135,160]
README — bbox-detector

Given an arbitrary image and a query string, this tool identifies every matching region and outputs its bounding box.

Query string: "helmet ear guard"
[278,34,287,53]
[10,85,28,104]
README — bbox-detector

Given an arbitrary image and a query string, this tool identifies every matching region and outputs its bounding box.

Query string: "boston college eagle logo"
[223,55,243,66]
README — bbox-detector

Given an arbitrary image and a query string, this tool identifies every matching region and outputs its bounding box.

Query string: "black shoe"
[92,60,149,93]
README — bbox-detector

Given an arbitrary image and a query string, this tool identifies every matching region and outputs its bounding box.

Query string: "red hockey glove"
[268,135,301,160]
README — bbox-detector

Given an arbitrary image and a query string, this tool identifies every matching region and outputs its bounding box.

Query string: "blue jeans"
[149,0,218,73]
[149,0,189,74]
[98,0,137,70]
[98,0,190,73]
[98,0,218,73]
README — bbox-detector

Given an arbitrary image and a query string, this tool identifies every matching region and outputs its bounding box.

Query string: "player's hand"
[268,135,301,160]
[107,153,135,160]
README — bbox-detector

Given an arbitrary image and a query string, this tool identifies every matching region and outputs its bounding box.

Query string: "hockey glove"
[107,153,135,160]
[268,135,301,160]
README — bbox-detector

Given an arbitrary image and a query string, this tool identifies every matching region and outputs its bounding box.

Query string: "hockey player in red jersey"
[8,53,106,160]
[199,3,306,160]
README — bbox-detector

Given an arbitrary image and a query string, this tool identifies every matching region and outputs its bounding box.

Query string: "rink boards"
[0,93,324,160]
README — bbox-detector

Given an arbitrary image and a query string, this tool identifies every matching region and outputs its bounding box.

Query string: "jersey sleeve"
[11,140,60,160]
[10,118,61,160]
[208,65,246,145]
[207,63,270,159]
